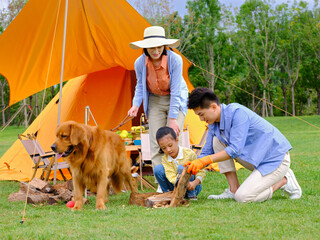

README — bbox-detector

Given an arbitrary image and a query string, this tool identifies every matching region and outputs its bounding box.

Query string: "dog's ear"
[70,123,88,146]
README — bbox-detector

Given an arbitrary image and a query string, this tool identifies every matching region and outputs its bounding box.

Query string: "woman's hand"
[128,106,138,117]
[168,118,180,136]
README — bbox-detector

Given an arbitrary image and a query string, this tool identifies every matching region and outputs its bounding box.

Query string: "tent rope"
[191,61,320,131]
[0,105,8,113]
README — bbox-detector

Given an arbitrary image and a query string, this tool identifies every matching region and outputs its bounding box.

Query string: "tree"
[277,2,309,116]
[303,0,320,62]
[131,0,173,25]
[235,0,279,117]
[182,0,222,91]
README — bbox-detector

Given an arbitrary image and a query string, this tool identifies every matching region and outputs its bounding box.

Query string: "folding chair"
[18,134,70,181]
[136,132,156,190]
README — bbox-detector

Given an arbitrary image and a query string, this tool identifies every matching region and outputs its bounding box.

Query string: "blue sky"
[127,0,315,17]
[0,0,315,13]
[0,0,8,10]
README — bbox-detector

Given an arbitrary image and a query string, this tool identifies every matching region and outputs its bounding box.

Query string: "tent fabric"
[0,0,217,181]
[0,0,148,106]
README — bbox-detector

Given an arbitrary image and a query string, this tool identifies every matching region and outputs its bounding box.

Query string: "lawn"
[0,116,319,240]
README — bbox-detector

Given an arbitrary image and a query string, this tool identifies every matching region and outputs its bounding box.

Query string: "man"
[184,87,302,202]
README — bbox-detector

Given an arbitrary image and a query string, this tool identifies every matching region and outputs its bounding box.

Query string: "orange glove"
[183,155,213,175]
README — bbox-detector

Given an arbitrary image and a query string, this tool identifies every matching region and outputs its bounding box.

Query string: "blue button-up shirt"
[199,103,292,176]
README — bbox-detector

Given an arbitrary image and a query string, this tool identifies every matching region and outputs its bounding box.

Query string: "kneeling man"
[184,87,302,202]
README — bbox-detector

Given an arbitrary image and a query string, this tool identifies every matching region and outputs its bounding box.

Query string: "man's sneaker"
[188,196,198,201]
[156,184,163,193]
[207,188,235,200]
[281,168,302,199]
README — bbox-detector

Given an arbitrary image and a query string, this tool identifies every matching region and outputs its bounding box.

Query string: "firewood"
[56,188,73,202]
[47,195,62,205]
[29,178,52,192]
[169,167,191,207]
[52,180,73,192]
[19,182,42,195]
[129,167,191,208]
[145,195,172,208]
[129,192,161,206]
[51,180,73,201]
[8,192,28,202]
[27,193,50,204]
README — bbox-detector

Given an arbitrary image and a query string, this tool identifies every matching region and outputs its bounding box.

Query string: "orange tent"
[0,0,210,181]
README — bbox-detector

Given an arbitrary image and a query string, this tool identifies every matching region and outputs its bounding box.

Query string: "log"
[129,192,161,206]
[27,193,50,204]
[19,182,42,195]
[52,180,73,193]
[145,195,172,208]
[51,180,73,201]
[8,192,28,202]
[58,179,73,191]
[29,178,52,192]
[169,167,191,207]
[129,167,191,208]
[47,195,62,205]
[55,188,73,202]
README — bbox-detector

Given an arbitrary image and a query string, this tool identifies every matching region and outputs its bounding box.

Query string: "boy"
[184,87,302,202]
[154,126,205,200]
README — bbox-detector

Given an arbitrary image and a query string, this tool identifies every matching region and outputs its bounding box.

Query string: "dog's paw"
[96,203,107,210]
[71,206,82,211]
[72,201,83,211]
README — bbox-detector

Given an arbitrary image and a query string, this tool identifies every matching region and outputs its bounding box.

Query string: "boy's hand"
[187,181,198,191]
[183,155,213,175]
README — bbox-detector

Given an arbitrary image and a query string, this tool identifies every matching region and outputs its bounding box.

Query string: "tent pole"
[54,0,69,184]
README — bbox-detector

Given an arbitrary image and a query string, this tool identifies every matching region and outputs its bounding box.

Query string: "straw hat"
[129,26,180,50]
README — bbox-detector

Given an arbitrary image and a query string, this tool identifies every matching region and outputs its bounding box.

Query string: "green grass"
[0,116,320,240]
[0,126,26,157]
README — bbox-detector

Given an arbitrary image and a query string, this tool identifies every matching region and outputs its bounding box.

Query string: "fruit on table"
[119,130,129,138]
[131,126,145,132]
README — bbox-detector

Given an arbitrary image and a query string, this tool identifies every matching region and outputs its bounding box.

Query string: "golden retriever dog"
[51,121,137,210]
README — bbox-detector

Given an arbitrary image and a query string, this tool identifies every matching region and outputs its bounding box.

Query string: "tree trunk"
[28,95,33,124]
[249,75,256,111]
[208,47,215,92]
[262,90,268,117]
[51,86,55,99]
[291,84,295,116]
[281,78,288,116]
[268,92,274,117]
[1,81,5,126]
[35,93,38,116]
[316,87,320,115]
[225,90,230,104]
[252,93,255,112]
[23,98,28,127]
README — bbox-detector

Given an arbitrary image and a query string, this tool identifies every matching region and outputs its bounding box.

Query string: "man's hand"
[183,155,213,175]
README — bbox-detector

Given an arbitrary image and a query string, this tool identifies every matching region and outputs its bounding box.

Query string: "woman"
[128,26,189,192]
